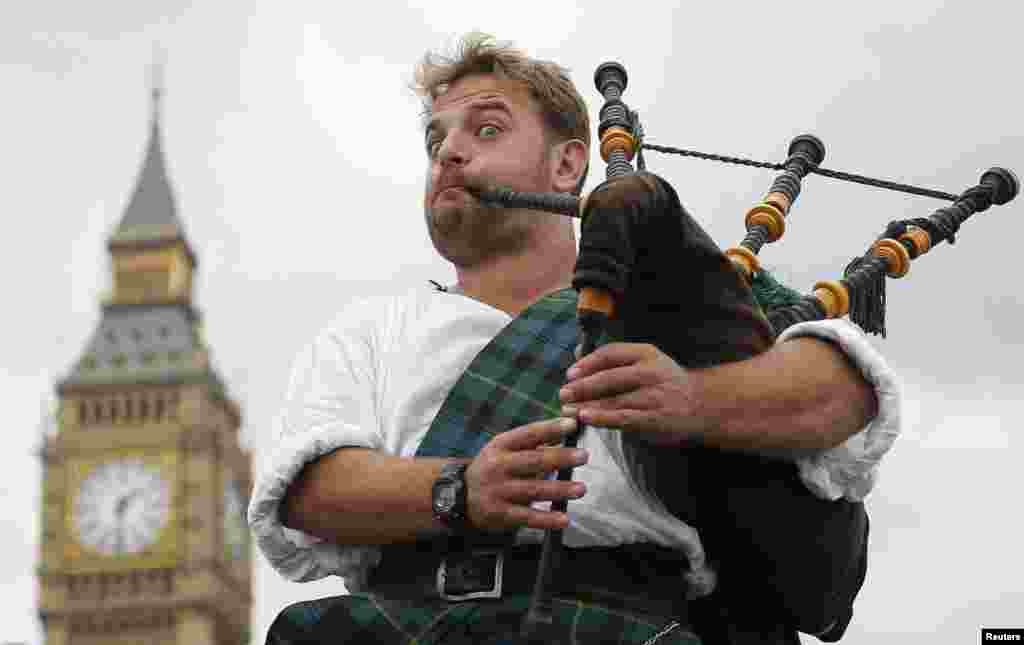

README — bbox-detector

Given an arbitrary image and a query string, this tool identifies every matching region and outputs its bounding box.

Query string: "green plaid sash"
[416,287,579,459]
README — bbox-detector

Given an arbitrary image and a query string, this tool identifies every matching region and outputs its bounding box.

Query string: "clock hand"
[112,491,142,555]
[114,489,142,517]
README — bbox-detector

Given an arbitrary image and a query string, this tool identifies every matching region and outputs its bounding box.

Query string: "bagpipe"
[469,62,1019,642]
[475,62,1018,339]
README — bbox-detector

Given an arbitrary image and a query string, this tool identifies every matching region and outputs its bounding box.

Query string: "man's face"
[422,74,556,267]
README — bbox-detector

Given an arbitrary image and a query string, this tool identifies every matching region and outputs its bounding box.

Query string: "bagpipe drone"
[469,62,1019,642]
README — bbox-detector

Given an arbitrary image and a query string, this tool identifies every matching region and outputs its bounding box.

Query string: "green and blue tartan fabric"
[416,287,579,459]
[267,590,701,644]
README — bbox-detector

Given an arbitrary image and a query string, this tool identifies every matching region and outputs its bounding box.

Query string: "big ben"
[38,83,252,645]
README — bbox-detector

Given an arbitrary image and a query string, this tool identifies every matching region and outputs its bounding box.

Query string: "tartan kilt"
[266,590,701,645]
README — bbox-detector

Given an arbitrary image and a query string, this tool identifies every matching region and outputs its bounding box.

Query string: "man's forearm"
[281,447,465,545]
[695,336,878,453]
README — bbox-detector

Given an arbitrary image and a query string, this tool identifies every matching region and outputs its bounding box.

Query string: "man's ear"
[550,139,588,194]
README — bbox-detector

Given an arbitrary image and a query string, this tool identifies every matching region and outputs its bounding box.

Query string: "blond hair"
[412,33,590,190]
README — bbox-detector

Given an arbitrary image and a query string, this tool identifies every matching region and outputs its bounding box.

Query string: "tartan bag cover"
[265,288,702,644]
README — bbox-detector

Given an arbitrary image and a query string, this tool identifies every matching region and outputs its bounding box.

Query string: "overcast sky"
[3,1,1022,643]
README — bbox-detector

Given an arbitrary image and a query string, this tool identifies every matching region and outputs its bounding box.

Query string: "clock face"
[74,458,170,556]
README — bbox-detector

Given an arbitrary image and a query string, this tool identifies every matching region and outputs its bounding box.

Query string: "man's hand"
[559,342,702,446]
[465,417,588,532]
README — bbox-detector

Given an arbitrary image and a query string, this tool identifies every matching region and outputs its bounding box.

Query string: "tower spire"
[150,46,164,119]
[109,54,185,246]
[104,56,197,308]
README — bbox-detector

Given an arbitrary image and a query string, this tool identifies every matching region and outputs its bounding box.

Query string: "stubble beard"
[425,194,533,269]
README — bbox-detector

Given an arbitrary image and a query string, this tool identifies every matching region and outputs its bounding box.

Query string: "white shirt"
[248,284,901,595]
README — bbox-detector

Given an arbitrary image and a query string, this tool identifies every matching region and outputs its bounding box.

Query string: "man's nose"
[438,132,470,167]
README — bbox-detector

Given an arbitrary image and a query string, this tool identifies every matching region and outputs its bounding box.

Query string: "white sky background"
[3,1,1022,643]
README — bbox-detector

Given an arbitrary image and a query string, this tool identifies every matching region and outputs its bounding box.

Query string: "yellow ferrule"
[578,287,615,318]
[599,127,637,162]
[871,238,911,278]
[813,280,850,318]
[899,225,932,257]
[725,246,760,280]
[744,203,786,242]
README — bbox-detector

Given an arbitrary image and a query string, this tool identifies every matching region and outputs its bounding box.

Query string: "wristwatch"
[432,461,473,532]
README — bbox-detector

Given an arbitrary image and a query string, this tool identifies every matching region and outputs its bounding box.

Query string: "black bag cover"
[574,172,870,643]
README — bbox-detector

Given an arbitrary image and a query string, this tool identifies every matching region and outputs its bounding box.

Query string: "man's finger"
[492,416,577,451]
[503,445,589,478]
[567,342,653,380]
[560,363,655,404]
[575,405,647,431]
[497,478,587,504]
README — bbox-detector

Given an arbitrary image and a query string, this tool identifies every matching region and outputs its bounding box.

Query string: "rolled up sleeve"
[248,313,385,589]
[777,318,902,502]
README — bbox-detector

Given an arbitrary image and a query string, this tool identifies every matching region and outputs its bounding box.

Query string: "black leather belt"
[371,538,693,621]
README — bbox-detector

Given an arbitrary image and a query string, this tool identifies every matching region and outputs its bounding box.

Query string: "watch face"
[74,458,170,556]
[434,483,458,512]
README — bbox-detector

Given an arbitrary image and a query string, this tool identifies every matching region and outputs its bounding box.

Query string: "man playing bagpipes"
[248,33,900,644]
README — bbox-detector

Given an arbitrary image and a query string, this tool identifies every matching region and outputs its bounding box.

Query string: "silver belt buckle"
[436,549,504,601]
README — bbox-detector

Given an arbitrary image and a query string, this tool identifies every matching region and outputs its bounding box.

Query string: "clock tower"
[38,84,252,644]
